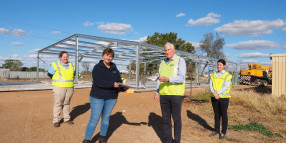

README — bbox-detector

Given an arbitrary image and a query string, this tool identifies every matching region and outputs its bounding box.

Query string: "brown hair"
[102,48,114,58]
[59,51,68,58]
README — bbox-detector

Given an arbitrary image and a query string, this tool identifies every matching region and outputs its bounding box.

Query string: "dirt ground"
[0,87,285,143]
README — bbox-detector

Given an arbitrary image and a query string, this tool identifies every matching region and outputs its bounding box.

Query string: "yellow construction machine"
[239,63,272,86]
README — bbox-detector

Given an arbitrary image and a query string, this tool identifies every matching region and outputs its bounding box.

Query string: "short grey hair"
[164,42,175,49]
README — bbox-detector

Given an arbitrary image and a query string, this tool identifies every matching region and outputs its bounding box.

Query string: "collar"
[217,70,226,74]
[99,60,116,69]
[59,61,69,67]
[165,54,177,62]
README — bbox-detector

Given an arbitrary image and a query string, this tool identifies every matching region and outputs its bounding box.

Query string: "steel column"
[36,52,39,82]
[136,44,140,88]
[74,36,79,83]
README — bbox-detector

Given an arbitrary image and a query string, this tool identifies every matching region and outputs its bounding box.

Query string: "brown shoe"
[65,120,74,125]
[54,122,60,127]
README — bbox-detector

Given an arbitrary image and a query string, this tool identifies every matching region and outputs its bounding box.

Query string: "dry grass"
[231,89,286,115]
[199,76,210,82]
[0,76,8,81]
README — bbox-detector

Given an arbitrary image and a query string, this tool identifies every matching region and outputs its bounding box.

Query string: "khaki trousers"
[52,86,74,123]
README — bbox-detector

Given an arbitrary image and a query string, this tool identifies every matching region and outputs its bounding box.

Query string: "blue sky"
[0,0,286,70]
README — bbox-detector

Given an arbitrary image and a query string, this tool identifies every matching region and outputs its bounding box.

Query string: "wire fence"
[0,69,48,79]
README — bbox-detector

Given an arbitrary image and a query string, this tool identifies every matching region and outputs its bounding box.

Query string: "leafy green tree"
[200,32,225,75]
[2,59,23,71]
[28,66,46,72]
[29,67,37,71]
[21,67,29,71]
[128,32,196,79]
[145,32,195,53]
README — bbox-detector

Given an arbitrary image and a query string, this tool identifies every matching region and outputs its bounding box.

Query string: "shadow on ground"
[148,112,164,142]
[91,112,146,143]
[70,103,90,121]
[187,110,214,131]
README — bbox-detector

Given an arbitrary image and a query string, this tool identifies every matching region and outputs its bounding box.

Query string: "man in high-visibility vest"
[48,51,75,127]
[154,42,186,143]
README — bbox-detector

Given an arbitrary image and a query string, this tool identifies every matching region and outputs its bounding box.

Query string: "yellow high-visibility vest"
[52,61,74,87]
[159,56,185,96]
[121,77,126,84]
[210,71,232,98]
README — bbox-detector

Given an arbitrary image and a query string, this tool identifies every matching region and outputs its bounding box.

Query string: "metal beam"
[39,34,76,53]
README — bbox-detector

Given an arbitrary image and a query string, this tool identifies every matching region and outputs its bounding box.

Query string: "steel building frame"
[36,34,237,88]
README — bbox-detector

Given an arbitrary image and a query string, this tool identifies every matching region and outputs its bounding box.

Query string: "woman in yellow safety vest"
[48,51,75,128]
[209,59,232,140]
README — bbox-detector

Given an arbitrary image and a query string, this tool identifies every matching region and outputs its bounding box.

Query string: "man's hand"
[114,82,120,88]
[154,93,160,102]
[158,76,169,82]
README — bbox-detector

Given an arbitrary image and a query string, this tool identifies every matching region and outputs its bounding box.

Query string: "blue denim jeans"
[84,96,117,140]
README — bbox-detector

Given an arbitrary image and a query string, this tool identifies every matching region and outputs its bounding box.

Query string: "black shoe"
[82,140,91,143]
[209,131,219,137]
[99,136,107,143]
[220,133,226,139]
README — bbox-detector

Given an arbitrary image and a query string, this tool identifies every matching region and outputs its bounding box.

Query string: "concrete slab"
[0,81,92,92]
[0,80,208,92]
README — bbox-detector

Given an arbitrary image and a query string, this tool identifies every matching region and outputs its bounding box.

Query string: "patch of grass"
[229,122,282,137]
[192,91,212,100]
[231,89,286,115]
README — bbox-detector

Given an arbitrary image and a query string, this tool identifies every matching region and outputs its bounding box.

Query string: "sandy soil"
[0,87,285,143]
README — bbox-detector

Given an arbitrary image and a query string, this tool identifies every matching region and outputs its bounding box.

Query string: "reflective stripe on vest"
[210,71,232,98]
[52,61,74,87]
[52,80,74,82]
[159,56,185,96]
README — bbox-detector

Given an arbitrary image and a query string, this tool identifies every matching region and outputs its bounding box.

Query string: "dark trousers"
[211,97,229,134]
[160,95,183,143]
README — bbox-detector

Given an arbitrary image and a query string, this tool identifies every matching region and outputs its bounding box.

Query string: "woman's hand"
[114,82,120,88]
[213,92,220,99]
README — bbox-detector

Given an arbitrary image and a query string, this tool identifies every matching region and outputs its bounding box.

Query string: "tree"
[2,59,23,71]
[29,67,37,71]
[128,32,196,79]
[21,67,29,71]
[28,66,45,72]
[200,32,225,75]
[145,32,195,53]
[20,66,46,72]
[81,62,91,73]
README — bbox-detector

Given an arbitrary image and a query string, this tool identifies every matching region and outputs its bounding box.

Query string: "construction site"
[0,34,286,143]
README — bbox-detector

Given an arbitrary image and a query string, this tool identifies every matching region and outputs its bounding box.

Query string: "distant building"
[120,70,129,74]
